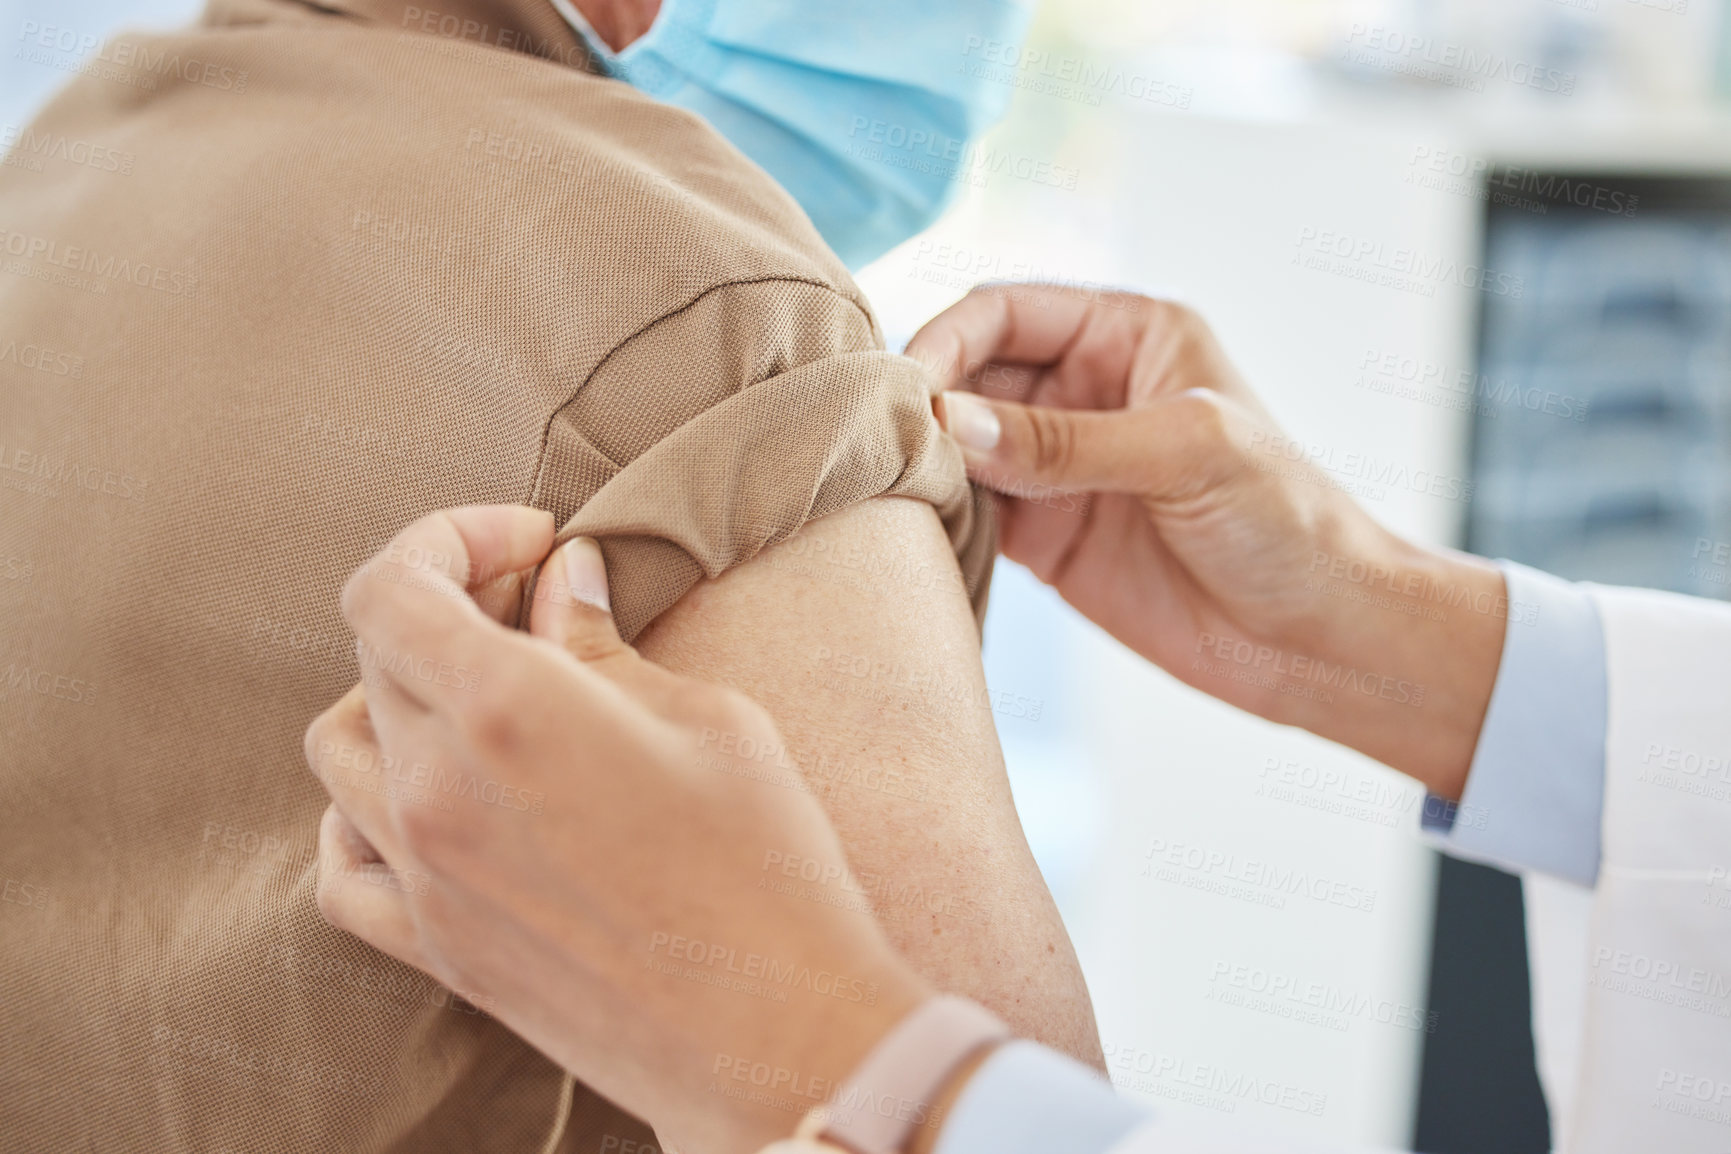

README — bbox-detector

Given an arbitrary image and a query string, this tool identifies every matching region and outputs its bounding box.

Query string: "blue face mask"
[550,0,1036,269]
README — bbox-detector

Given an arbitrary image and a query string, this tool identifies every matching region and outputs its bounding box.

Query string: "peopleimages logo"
[1102,1042,1329,1117]
[648,931,879,1005]
[0,228,196,297]
[15,22,250,93]
[1247,429,1476,504]
[1407,146,1639,219]
[0,442,149,501]
[1589,947,1731,1020]
[0,123,134,175]
[0,336,84,379]
[1294,227,1524,299]
[1341,24,1576,95]
[1141,837,1380,913]
[1207,959,1438,1034]
[957,36,1193,109]
[1355,347,1589,423]
[1191,630,1426,710]
[1307,550,1531,624]
[844,118,1081,191]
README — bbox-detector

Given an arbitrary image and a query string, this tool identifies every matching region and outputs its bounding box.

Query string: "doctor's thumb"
[528,537,631,664]
[938,389,1199,500]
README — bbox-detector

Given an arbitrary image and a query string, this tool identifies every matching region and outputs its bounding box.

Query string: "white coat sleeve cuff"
[1420,560,1607,887]
[933,1041,1151,1154]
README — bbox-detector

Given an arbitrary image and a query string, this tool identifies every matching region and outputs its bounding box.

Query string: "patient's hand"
[636,496,1104,1068]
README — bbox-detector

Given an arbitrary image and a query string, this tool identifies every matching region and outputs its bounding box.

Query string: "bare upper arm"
[634,495,1103,1066]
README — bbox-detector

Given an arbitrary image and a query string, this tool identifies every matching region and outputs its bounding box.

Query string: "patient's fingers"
[906,284,1140,391]
[344,506,551,714]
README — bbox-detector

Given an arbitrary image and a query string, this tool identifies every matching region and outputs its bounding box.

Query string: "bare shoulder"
[636,496,1104,1066]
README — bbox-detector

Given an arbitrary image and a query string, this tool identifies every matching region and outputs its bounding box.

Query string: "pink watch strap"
[796,995,1010,1154]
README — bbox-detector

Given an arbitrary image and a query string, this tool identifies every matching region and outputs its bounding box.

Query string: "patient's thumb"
[529,537,629,663]
[938,390,1163,498]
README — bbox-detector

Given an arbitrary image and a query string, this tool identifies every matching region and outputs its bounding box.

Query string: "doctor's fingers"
[313,802,425,970]
[342,505,554,717]
[906,283,1152,401]
[527,536,712,726]
[937,385,1258,504]
[353,537,694,821]
[305,682,433,864]
[304,679,487,872]
[472,568,530,627]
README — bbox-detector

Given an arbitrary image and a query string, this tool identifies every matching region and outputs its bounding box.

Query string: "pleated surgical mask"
[550,0,1036,268]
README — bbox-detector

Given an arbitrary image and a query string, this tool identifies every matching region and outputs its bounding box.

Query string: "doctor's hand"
[304,506,927,1154]
[909,285,1504,800]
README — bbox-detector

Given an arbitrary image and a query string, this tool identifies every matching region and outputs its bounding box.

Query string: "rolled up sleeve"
[526,278,995,641]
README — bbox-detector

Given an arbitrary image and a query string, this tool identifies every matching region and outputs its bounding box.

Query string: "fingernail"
[941,391,1001,453]
[558,537,610,612]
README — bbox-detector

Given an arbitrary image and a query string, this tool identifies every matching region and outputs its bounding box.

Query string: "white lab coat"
[1111,585,1731,1154]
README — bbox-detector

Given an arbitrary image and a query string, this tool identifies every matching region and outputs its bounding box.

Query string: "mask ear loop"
[545,0,620,71]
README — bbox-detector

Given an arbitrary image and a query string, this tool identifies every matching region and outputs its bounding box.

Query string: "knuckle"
[970,281,1013,323]
[303,712,333,769]
[464,700,524,761]
[394,798,452,858]
[1070,321,1127,379]
[1106,289,1154,312]
[559,616,630,665]
[339,565,379,627]
[1171,387,1233,443]
[1151,298,1202,334]
[1139,390,1238,500]
[713,687,771,734]
[676,680,766,739]
[905,341,945,379]
[314,872,351,931]
[1025,405,1077,476]
[459,671,530,757]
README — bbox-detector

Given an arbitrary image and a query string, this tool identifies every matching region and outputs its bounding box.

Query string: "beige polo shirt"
[0,0,991,1148]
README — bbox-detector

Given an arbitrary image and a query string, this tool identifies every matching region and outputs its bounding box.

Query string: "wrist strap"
[792,995,1009,1154]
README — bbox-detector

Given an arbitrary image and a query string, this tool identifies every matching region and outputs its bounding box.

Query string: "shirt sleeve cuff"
[933,1041,1151,1154]
[1420,560,1607,887]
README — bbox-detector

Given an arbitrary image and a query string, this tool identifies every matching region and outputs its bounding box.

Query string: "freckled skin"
[635,496,1105,1068]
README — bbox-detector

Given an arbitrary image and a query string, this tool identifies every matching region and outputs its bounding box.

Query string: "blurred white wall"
[1,0,204,127]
